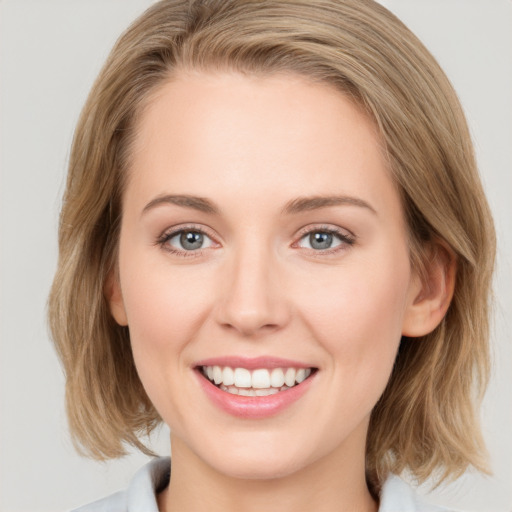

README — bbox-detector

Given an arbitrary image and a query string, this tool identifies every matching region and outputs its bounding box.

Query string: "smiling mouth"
[199,365,317,397]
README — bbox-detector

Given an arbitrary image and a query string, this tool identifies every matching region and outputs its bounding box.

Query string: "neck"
[159,430,378,512]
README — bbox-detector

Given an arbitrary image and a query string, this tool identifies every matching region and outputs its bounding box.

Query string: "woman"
[48,1,496,510]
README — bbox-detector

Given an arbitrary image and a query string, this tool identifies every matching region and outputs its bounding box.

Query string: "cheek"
[118,255,217,424]
[119,246,213,344]
[116,248,216,408]
[298,250,411,373]
[126,284,206,348]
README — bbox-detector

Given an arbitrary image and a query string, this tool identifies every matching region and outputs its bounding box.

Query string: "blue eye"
[297,229,353,251]
[165,230,214,251]
[308,232,335,250]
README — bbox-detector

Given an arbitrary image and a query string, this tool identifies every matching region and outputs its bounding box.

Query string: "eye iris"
[180,231,203,250]
[310,232,333,250]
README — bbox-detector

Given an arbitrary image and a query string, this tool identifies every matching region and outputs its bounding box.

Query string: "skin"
[108,71,453,512]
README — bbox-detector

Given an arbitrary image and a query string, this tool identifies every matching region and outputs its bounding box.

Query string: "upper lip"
[194,356,316,370]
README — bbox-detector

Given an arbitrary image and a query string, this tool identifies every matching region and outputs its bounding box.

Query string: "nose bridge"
[216,235,288,336]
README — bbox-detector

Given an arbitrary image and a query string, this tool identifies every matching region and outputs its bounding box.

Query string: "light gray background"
[0,1,511,511]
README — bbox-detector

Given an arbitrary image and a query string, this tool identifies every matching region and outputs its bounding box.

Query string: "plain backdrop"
[0,1,511,511]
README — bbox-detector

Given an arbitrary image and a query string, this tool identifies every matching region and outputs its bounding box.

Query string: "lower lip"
[195,370,316,419]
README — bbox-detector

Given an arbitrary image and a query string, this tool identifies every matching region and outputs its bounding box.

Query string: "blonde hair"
[48,0,495,494]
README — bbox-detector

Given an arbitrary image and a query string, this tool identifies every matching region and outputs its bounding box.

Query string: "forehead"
[126,71,401,222]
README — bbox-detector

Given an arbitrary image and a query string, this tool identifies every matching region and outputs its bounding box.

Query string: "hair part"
[48,0,495,493]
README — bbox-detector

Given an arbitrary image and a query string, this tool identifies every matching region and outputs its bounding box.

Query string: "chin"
[201,441,314,481]
[217,459,302,481]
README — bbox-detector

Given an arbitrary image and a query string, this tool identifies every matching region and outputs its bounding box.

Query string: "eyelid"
[296,223,355,239]
[292,224,356,252]
[155,223,355,257]
[156,223,221,255]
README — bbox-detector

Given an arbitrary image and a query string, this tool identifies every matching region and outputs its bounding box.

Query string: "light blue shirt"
[73,457,454,512]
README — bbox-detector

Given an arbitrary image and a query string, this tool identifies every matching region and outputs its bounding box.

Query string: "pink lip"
[194,359,317,420]
[195,356,313,370]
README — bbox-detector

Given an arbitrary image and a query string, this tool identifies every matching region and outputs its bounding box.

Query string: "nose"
[214,242,291,337]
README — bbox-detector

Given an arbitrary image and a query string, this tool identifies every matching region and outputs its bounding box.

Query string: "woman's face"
[110,71,421,479]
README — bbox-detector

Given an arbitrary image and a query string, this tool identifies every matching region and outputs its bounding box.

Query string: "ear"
[104,269,128,326]
[402,241,456,337]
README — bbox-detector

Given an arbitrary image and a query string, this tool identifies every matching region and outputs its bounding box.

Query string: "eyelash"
[156,224,356,257]
[293,225,356,255]
[156,224,218,258]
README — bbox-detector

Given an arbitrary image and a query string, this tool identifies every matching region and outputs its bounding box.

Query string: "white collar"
[75,457,455,512]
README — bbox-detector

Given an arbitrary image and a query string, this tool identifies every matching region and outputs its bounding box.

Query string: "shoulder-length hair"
[48,0,495,493]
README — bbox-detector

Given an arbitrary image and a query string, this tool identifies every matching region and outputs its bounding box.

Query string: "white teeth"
[202,365,314,392]
[295,368,306,384]
[213,366,223,385]
[252,369,271,389]
[221,385,287,396]
[234,368,252,388]
[220,385,239,395]
[270,368,285,388]
[255,388,279,396]
[222,366,235,386]
[284,368,296,387]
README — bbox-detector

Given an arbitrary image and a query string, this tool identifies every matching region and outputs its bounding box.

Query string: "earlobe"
[104,270,128,326]
[402,242,456,337]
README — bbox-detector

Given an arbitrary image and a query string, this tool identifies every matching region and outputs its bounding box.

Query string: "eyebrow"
[142,194,219,216]
[282,195,377,215]
[141,193,376,217]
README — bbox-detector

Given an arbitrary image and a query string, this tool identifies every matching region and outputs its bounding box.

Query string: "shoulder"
[72,457,171,512]
[72,461,462,512]
[379,474,459,512]
[72,491,127,512]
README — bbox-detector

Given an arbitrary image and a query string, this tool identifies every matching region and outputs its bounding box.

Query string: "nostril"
[220,317,281,337]
[214,268,291,336]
